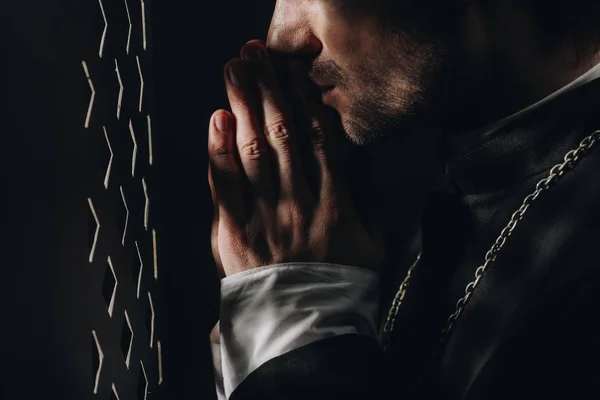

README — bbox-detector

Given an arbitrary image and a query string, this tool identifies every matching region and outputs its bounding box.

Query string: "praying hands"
[207,40,385,278]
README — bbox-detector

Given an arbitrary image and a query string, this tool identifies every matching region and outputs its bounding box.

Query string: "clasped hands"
[208,40,384,278]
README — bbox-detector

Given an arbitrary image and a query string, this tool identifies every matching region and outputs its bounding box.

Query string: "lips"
[309,75,333,90]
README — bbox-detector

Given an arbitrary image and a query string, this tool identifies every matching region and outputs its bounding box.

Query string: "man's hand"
[208,40,384,277]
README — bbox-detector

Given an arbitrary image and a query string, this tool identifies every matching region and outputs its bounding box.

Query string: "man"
[208,0,600,399]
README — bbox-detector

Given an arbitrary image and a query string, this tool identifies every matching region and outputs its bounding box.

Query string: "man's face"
[267,0,466,145]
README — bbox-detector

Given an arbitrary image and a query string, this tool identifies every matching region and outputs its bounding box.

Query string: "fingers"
[288,60,341,201]
[224,59,274,201]
[208,110,246,227]
[241,41,311,202]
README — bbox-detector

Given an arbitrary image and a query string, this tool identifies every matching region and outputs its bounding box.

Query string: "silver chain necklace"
[381,128,600,356]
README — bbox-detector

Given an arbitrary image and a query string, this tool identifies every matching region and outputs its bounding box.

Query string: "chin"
[340,119,380,147]
[321,90,412,146]
[344,111,417,146]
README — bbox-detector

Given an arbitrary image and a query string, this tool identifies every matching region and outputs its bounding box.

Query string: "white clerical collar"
[476,61,600,137]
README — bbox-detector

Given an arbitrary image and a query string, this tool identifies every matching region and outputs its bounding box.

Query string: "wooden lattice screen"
[2,1,166,398]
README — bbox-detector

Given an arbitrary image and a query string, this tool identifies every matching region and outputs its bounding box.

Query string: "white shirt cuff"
[210,263,380,399]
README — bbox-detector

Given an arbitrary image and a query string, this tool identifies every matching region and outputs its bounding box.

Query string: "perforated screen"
[2,1,166,398]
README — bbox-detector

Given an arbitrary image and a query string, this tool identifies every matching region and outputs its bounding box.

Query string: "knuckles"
[240,138,266,159]
[213,140,230,156]
[265,121,291,143]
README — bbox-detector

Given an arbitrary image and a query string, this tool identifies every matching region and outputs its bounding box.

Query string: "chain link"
[380,252,421,353]
[381,129,600,357]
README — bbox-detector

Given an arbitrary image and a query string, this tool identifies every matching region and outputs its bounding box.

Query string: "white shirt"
[210,61,600,400]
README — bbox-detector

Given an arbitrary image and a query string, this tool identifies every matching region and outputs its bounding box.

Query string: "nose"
[266,1,322,57]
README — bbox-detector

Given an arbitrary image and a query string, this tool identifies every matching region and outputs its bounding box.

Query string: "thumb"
[208,164,225,279]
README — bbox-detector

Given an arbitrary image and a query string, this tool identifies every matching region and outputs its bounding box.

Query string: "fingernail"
[227,62,245,86]
[215,114,229,133]
[243,46,263,63]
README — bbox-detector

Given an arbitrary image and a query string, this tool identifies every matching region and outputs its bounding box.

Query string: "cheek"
[346,29,394,85]
[319,12,381,75]
[331,40,381,92]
